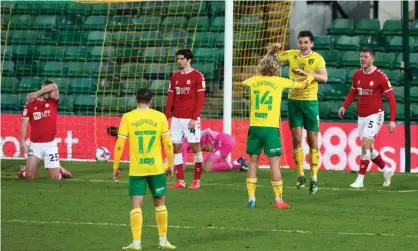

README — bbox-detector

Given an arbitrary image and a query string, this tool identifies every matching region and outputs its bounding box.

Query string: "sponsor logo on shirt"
[33,110,51,120]
[357,88,373,95]
[175,87,191,95]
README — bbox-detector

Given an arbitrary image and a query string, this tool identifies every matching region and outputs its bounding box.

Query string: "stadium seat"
[120,63,146,78]
[392,86,404,102]
[12,45,39,59]
[73,95,98,113]
[57,15,85,30]
[411,69,418,86]
[48,77,70,94]
[68,62,90,76]
[385,70,403,86]
[1,94,19,111]
[139,1,166,15]
[344,68,358,85]
[14,3,42,14]
[139,31,163,46]
[411,87,418,101]
[152,96,168,112]
[326,68,346,84]
[162,31,188,46]
[70,78,97,94]
[33,15,57,30]
[38,46,66,60]
[121,79,149,95]
[85,31,111,45]
[9,30,38,44]
[396,103,405,120]
[190,32,216,47]
[9,15,36,29]
[142,47,168,63]
[395,53,418,69]
[109,16,134,30]
[99,96,122,113]
[18,77,42,92]
[115,2,140,15]
[210,16,225,31]
[166,1,207,16]
[134,16,161,31]
[234,32,259,48]
[15,61,40,76]
[318,101,331,119]
[193,62,216,80]
[381,19,402,36]
[339,51,360,67]
[374,52,396,69]
[410,19,418,36]
[58,31,84,45]
[40,3,68,14]
[83,16,107,30]
[1,77,18,93]
[143,63,174,79]
[344,101,358,119]
[42,61,67,76]
[96,80,120,96]
[321,83,350,100]
[313,35,333,50]
[238,15,262,31]
[90,3,116,15]
[161,16,187,30]
[194,48,218,63]
[1,14,9,30]
[114,48,141,61]
[58,95,74,112]
[1,46,12,60]
[210,1,225,17]
[88,46,115,61]
[119,96,137,113]
[215,32,225,47]
[387,36,414,52]
[327,19,354,35]
[111,31,139,46]
[334,36,361,51]
[355,19,380,35]
[67,3,91,15]
[65,46,88,61]
[150,80,168,94]
[1,61,15,76]
[35,31,58,45]
[359,34,387,51]
[188,16,210,31]
[411,103,418,121]
[316,50,339,67]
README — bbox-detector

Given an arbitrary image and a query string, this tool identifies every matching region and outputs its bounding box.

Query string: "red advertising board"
[1,114,417,172]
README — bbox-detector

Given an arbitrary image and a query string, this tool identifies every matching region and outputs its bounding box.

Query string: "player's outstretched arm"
[289,74,315,89]
[112,136,126,182]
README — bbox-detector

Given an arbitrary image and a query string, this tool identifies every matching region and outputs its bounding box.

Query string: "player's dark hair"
[42,80,54,86]
[176,48,193,60]
[361,48,375,57]
[298,30,314,42]
[136,88,152,104]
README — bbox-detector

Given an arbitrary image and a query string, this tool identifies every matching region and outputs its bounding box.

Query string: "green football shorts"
[288,100,320,132]
[246,126,282,157]
[129,174,167,197]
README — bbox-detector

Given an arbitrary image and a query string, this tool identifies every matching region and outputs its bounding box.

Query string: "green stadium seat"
[88,46,115,61]
[411,69,418,86]
[321,83,351,100]
[91,4,117,15]
[355,19,380,35]
[194,48,218,63]
[139,31,163,46]
[374,52,396,69]
[316,50,339,67]
[135,16,161,31]
[58,95,74,112]
[121,79,149,95]
[387,36,414,52]
[57,16,85,30]
[191,32,216,47]
[116,2,140,15]
[9,15,36,29]
[96,79,120,96]
[1,61,15,76]
[38,46,66,60]
[412,103,418,122]
[40,3,68,14]
[410,20,418,36]
[166,1,207,16]
[14,3,41,14]
[111,31,139,46]
[15,61,40,76]
[238,15,262,31]
[188,16,210,31]
[152,96,168,111]
[318,101,331,119]
[210,16,225,31]
[73,95,98,112]
[344,68,358,85]
[411,87,418,101]
[396,103,405,120]
[381,20,402,36]
[142,47,168,63]
[326,68,346,84]
[395,53,418,69]
[35,31,58,45]
[234,32,260,48]
[65,46,88,61]
[139,1,167,15]
[9,30,37,44]
[1,14,9,30]
[120,63,145,78]
[85,31,111,45]
[1,94,19,111]
[392,86,404,102]
[327,19,354,35]
[33,15,57,30]
[386,70,403,86]
[83,16,107,30]
[58,31,84,45]
[334,35,361,51]
[162,31,188,46]
[143,63,174,79]
[67,3,91,15]
[99,96,122,113]
[215,32,225,47]
[1,77,18,93]
[193,62,215,80]
[70,78,97,94]
[2,46,12,60]
[339,51,360,67]
[313,35,333,50]
[359,34,387,51]
[18,77,42,92]
[119,96,137,113]
[161,16,187,30]
[114,48,141,61]
[16,94,29,109]
[42,62,67,76]
[12,45,38,59]
[150,80,168,94]
[210,1,225,17]
[109,16,134,30]
[48,77,70,94]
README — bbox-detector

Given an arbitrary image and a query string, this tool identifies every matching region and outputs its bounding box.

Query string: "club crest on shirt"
[369,81,374,86]
[308,59,314,65]
[187,79,191,85]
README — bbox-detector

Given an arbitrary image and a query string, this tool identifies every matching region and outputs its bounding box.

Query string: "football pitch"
[2,159,418,251]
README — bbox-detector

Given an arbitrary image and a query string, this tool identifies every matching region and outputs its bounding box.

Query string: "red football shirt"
[22,98,59,143]
[167,69,206,119]
[351,67,393,117]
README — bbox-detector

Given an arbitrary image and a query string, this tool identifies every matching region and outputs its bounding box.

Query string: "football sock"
[246,178,257,201]
[271,180,283,203]
[194,152,203,180]
[359,160,370,176]
[212,162,232,172]
[371,149,387,170]
[293,147,304,176]
[130,208,143,242]
[155,206,168,240]
[174,153,184,181]
[309,148,319,180]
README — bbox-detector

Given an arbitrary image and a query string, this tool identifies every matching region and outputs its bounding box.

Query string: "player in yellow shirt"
[242,55,314,209]
[113,88,176,250]
[268,30,328,195]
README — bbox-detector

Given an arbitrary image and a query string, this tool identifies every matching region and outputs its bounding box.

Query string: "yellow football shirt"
[243,75,310,128]
[117,108,170,176]
[277,49,326,101]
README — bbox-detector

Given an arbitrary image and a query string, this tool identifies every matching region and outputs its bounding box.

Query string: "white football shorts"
[357,111,384,139]
[170,117,201,144]
[28,139,61,168]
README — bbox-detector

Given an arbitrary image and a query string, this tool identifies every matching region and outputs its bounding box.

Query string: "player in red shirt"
[338,48,396,188]
[165,49,205,189]
[18,80,72,180]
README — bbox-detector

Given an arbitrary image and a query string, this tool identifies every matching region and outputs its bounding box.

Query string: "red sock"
[174,164,184,180]
[194,162,202,180]
[371,154,386,169]
[359,160,370,175]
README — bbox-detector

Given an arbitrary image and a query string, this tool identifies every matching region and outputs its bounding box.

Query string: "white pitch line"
[3,219,418,239]
[2,176,418,193]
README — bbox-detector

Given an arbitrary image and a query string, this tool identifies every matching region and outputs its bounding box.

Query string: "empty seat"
[327,19,354,35]
[9,30,38,44]
[12,45,39,59]
[1,94,19,111]
[65,46,88,61]
[48,77,71,94]
[150,80,168,93]
[334,36,361,51]
[14,3,41,14]
[387,36,414,52]
[359,34,387,51]
[238,15,262,31]
[381,20,402,36]
[38,46,66,60]
[386,70,403,86]
[318,101,331,119]
[161,16,187,30]
[115,2,140,15]
[18,77,42,92]
[162,31,188,46]
[33,15,57,30]
[139,31,163,46]
[67,3,91,15]
[142,47,168,63]
[194,48,218,63]
[83,16,107,30]
[99,96,122,113]
[191,32,216,47]
[339,51,360,67]
[73,95,98,111]
[326,68,346,84]
[88,46,115,61]
[40,3,68,14]
[58,95,74,112]
[143,63,174,79]
[193,62,215,80]
[395,53,418,69]
[109,16,134,30]
[374,52,396,69]
[85,31,111,45]
[392,86,404,102]
[120,63,145,78]
[1,77,18,93]
[411,87,418,101]
[355,19,380,35]
[321,83,351,100]
[42,62,67,76]
[1,61,15,75]
[410,19,418,36]
[71,78,97,94]
[210,1,225,17]
[111,31,141,46]
[91,4,117,15]
[15,61,40,76]
[121,79,149,95]
[134,16,161,31]
[9,15,36,29]
[2,46,12,60]
[57,15,85,30]
[166,1,207,16]
[188,16,210,31]
[139,1,166,15]
[316,50,339,67]
[313,35,333,50]
[211,16,225,32]
[411,69,418,86]
[59,31,84,45]
[35,31,59,45]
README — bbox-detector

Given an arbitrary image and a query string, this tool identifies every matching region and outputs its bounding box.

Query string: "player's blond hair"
[257,55,281,76]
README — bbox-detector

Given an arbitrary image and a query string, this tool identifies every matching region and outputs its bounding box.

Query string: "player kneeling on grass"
[338,48,396,188]
[113,88,176,250]
[181,128,249,172]
[18,80,72,180]
[242,55,314,209]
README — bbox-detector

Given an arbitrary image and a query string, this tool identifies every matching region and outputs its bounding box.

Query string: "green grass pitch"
[2,159,418,251]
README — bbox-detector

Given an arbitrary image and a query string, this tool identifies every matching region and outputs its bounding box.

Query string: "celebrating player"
[18,80,72,180]
[165,49,206,190]
[338,48,396,188]
[268,30,328,194]
[181,128,249,172]
[113,89,176,250]
[242,55,314,209]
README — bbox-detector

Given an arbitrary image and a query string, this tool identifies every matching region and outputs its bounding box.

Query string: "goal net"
[1,0,292,166]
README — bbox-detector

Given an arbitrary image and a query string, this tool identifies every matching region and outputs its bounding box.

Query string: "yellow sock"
[246,178,257,201]
[310,148,319,180]
[293,147,304,176]
[130,208,143,241]
[155,206,168,239]
[271,180,283,202]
